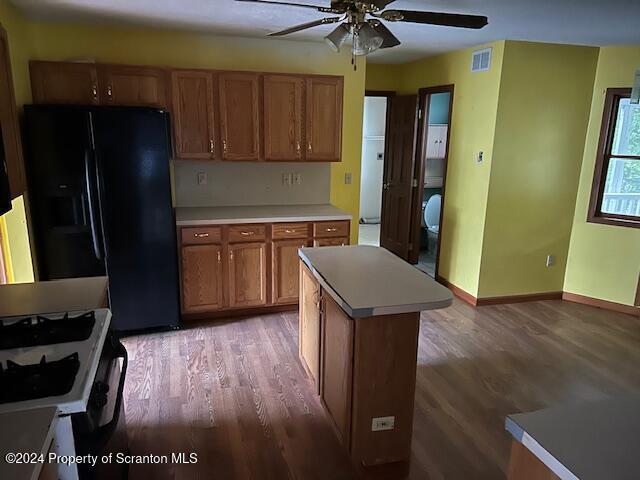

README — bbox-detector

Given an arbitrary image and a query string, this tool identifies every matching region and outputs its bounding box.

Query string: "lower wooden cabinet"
[181,244,224,312]
[314,237,348,247]
[228,242,267,307]
[177,220,349,317]
[299,262,321,391]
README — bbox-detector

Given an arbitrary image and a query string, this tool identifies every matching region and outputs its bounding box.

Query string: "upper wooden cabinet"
[99,65,168,108]
[30,61,100,105]
[171,70,216,160]
[264,75,303,161]
[0,25,26,199]
[306,77,343,162]
[218,73,261,161]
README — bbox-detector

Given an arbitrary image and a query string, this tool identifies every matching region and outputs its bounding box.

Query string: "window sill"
[587,215,640,229]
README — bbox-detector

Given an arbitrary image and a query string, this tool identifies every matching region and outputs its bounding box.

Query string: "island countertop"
[506,397,640,480]
[299,245,452,317]
[175,204,351,226]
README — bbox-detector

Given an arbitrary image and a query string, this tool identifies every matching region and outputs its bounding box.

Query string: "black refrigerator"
[24,105,180,332]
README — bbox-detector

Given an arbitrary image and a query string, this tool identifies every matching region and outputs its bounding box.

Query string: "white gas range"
[0,308,128,480]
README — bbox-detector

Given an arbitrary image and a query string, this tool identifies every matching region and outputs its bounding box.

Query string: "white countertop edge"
[519,431,579,480]
[177,213,351,226]
[299,250,452,318]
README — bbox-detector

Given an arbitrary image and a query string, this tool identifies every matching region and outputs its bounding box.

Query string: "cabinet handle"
[217,251,221,263]
[209,139,215,154]
[307,142,312,152]
[223,140,228,153]
[325,227,338,232]
[194,232,210,238]
[240,231,255,236]
[91,84,98,99]
[230,251,234,261]
[285,229,296,234]
[296,142,301,156]
[107,85,113,97]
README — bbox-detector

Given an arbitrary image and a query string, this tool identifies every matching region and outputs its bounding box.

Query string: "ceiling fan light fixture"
[352,22,383,56]
[324,24,350,52]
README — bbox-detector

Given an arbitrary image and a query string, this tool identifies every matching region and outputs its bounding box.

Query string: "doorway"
[414,87,453,277]
[358,91,393,247]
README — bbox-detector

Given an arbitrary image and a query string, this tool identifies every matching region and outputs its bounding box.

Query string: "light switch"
[282,173,292,186]
[197,172,208,185]
[344,172,352,185]
[371,416,395,431]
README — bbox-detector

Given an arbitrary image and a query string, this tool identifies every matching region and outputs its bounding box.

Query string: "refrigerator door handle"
[84,148,103,261]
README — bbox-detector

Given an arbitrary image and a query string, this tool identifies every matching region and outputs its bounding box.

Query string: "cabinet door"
[100,65,168,108]
[264,75,303,161]
[299,262,321,392]
[171,70,216,159]
[305,76,343,162]
[313,237,348,247]
[30,61,99,105]
[321,294,353,446]
[228,242,267,307]
[0,26,25,198]
[181,244,224,313]
[218,73,261,161]
[272,239,307,304]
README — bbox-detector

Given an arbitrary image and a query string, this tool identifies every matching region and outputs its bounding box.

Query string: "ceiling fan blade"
[370,21,400,49]
[380,10,488,29]
[371,0,396,9]
[268,17,343,36]
[235,0,340,14]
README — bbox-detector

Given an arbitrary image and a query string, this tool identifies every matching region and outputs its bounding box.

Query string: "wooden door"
[30,61,99,105]
[272,239,307,304]
[305,77,343,162]
[299,262,321,392]
[99,65,168,108]
[181,244,224,313]
[264,75,303,161]
[321,294,353,446]
[380,95,419,261]
[218,73,260,161]
[171,70,216,159]
[228,242,267,307]
[0,25,25,199]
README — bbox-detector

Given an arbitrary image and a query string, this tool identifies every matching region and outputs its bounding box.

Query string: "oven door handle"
[90,338,128,454]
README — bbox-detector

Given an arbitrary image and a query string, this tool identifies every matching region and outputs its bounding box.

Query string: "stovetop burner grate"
[0,352,80,404]
[0,311,96,350]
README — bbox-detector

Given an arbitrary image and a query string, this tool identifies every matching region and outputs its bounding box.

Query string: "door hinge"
[417,109,423,121]
[412,178,418,188]
[408,242,413,250]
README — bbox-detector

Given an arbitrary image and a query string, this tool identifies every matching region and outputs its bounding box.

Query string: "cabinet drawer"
[313,221,349,238]
[229,224,266,242]
[272,222,309,240]
[314,237,348,247]
[181,226,222,245]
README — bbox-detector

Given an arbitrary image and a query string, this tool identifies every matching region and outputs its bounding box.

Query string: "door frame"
[408,84,454,279]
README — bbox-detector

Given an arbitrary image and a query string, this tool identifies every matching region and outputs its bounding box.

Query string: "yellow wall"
[478,41,598,297]
[564,46,640,306]
[391,42,506,296]
[365,63,400,92]
[0,1,34,282]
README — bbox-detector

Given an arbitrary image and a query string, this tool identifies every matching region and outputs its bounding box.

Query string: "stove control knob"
[90,381,110,409]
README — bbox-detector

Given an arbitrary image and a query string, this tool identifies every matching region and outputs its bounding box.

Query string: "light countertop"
[0,407,58,480]
[506,397,640,480]
[0,276,108,317]
[175,204,351,226]
[299,245,452,317]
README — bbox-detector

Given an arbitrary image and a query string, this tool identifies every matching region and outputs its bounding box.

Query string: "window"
[588,88,640,228]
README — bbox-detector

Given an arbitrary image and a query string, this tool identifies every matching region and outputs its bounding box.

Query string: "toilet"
[423,194,441,240]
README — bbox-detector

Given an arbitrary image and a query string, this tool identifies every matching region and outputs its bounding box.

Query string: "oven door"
[72,333,129,480]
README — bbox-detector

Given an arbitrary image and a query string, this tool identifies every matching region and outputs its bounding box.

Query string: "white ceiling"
[10,0,640,63]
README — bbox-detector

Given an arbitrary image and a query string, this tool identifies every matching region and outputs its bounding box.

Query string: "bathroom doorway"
[411,85,453,278]
[358,91,393,247]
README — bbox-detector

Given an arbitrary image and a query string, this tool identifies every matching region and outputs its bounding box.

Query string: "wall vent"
[471,48,492,72]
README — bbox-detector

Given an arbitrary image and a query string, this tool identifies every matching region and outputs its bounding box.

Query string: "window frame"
[588,88,640,229]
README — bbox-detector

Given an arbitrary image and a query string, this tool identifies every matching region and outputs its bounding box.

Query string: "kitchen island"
[298,245,452,476]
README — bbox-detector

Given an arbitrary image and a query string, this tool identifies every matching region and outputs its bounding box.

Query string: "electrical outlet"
[282,173,292,186]
[197,172,208,185]
[293,173,302,185]
[371,416,395,432]
[344,172,352,185]
[546,255,556,267]
[476,151,484,164]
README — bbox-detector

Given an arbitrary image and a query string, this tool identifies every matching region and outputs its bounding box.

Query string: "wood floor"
[122,299,640,479]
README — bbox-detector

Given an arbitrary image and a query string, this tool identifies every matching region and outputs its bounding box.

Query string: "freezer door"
[92,108,179,331]
[23,106,106,279]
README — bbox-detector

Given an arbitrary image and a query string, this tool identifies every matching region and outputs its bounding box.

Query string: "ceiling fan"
[235,0,488,61]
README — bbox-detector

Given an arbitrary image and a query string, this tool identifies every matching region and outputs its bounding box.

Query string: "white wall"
[174,161,331,207]
[359,97,387,221]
